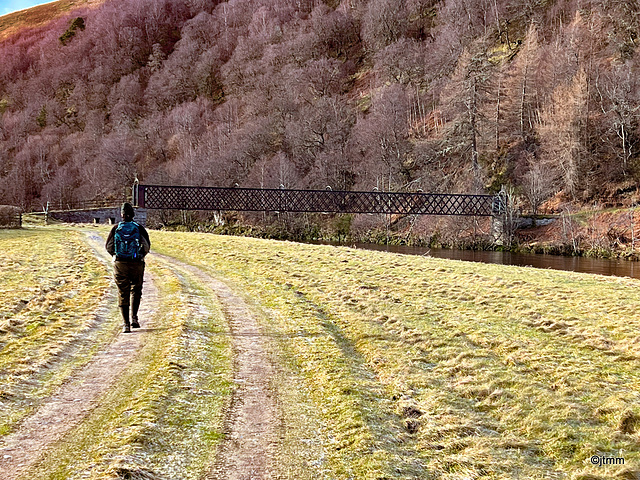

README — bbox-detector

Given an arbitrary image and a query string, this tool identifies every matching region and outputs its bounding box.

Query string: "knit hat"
[121,202,135,220]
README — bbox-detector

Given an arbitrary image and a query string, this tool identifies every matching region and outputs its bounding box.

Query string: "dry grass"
[0,226,113,435]
[5,226,640,478]
[151,231,640,479]
[0,0,103,41]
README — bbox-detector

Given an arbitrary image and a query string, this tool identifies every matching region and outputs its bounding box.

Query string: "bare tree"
[537,69,590,199]
[596,63,640,178]
[522,152,554,215]
[353,84,412,191]
[500,23,541,142]
[361,0,409,52]
[440,45,494,192]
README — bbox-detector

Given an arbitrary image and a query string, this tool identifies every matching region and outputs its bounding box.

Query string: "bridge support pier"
[491,215,507,246]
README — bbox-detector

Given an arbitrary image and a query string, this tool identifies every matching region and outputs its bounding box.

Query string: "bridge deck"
[136,185,503,217]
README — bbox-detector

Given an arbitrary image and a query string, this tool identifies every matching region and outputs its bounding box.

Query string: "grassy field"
[2,226,640,479]
[152,230,640,480]
[27,257,233,480]
[0,226,233,480]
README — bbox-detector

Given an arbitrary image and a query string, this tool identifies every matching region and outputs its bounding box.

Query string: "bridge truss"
[135,184,507,217]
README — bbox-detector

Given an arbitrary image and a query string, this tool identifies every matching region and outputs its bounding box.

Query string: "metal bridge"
[134,184,507,217]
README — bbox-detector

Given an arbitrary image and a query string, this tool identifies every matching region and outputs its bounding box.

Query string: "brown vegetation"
[2,0,640,242]
[0,205,20,227]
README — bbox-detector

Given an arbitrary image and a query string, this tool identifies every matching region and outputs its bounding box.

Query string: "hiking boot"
[131,296,141,325]
[120,306,131,333]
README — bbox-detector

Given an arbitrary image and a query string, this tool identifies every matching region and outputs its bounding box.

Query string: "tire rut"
[153,254,280,480]
[0,231,159,480]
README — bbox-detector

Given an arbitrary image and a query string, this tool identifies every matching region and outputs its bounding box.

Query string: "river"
[328,242,640,280]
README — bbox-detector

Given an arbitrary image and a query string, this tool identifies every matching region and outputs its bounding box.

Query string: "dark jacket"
[105,221,151,261]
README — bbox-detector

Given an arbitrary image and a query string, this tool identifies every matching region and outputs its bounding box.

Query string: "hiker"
[105,202,151,333]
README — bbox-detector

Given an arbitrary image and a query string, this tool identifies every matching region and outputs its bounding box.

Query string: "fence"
[43,199,125,212]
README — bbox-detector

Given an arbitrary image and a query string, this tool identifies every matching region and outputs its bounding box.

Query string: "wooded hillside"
[1,0,639,213]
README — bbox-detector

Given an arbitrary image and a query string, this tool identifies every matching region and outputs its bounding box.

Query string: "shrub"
[0,205,21,228]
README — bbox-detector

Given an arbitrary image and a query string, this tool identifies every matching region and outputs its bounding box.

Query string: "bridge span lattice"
[135,185,506,217]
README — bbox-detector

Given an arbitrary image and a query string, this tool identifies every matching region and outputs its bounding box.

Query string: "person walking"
[105,202,151,333]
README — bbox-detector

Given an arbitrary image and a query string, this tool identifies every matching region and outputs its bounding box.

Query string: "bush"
[0,205,21,228]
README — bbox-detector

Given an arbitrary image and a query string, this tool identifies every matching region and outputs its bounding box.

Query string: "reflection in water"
[332,242,640,280]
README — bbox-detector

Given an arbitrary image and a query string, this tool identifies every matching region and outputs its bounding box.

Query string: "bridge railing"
[136,185,501,217]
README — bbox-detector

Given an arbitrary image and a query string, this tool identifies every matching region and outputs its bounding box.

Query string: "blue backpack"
[114,221,142,260]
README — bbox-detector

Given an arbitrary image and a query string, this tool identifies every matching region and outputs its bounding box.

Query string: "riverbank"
[152,206,640,260]
[513,207,640,260]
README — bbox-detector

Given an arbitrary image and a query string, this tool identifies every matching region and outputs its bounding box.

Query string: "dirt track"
[155,254,280,480]
[0,232,279,479]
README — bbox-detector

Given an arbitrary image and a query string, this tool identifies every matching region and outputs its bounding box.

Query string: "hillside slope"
[1,0,640,228]
[0,0,102,40]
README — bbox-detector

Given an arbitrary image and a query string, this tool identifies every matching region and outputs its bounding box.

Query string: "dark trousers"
[114,260,145,308]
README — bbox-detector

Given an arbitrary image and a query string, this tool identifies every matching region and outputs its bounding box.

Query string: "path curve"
[0,232,159,480]
[155,254,280,480]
